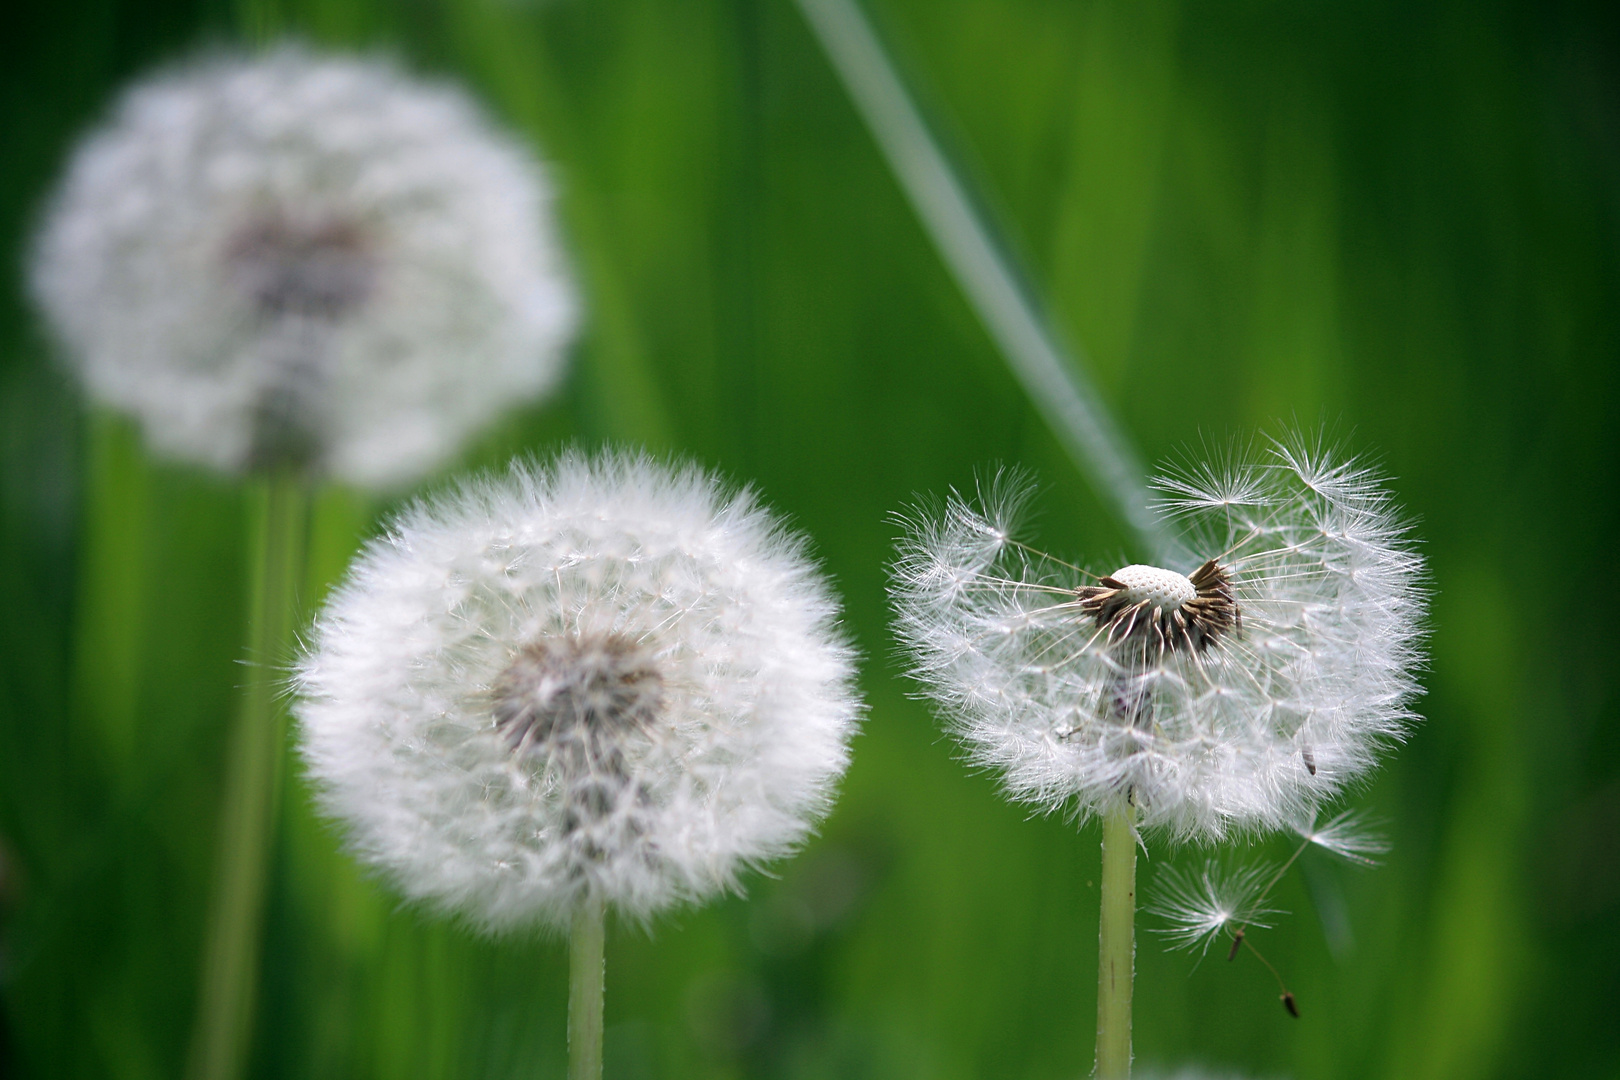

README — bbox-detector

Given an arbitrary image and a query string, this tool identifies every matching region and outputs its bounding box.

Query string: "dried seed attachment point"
[493,633,668,865]
[1079,559,1239,659]
[493,633,666,757]
[224,210,379,319]
[224,208,382,471]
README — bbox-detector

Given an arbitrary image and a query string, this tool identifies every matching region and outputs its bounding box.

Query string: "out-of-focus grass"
[2,1,1617,1078]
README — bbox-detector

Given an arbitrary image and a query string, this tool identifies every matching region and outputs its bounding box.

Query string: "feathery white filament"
[1146,861,1280,954]
[30,45,577,487]
[890,434,1427,840]
[1295,807,1389,866]
[296,452,861,931]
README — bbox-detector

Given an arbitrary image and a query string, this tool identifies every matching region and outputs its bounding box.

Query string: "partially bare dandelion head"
[889,432,1428,840]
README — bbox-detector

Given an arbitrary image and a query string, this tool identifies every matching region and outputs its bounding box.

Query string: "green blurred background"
[3,0,1618,1077]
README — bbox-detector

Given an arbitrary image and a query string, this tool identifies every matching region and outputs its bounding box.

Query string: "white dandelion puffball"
[297,452,861,930]
[30,45,577,487]
[891,435,1427,840]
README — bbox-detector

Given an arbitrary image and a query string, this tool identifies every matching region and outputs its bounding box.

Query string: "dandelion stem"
[1096,801,1137,1079]
[569,895,607,1080]
[792,0,1167,558]
[186,471,308,1080]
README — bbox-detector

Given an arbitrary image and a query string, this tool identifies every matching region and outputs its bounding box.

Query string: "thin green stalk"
[569,896,607,1080]
[1096,802,1137,1079]
[186,472,309,1080]
[73,412,150,784]
[792,0,1167,558]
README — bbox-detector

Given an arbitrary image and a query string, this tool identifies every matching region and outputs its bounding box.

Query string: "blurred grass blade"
[442,5,676,449]
[793,0,1165,555]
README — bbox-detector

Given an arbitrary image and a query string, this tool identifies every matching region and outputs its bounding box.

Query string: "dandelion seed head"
[295,451,861,931]
[30,45,577,487]
[890,434,1428,840]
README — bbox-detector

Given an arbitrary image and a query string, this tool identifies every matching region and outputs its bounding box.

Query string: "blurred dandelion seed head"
[30,44,577,487]
[223,209,379,319]
[296,451,862,931]
[890,433,1427,840]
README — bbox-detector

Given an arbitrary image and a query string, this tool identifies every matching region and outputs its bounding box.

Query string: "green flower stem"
[1096,802,1138,1079]
[569,895,607,1080]
[186,471,309,1080]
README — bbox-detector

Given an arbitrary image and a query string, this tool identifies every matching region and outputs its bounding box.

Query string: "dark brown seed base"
[1076,559,1240,658]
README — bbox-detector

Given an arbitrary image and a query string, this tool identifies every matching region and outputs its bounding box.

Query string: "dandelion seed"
[295,451,862,930]
[890,432,1428,840]
[1296,807,1389,866]
[30,45,577,487]
[1147,861,1281,954]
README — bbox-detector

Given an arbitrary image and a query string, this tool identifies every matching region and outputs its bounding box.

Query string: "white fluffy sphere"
[891,434,1428,841]
[296,452,862,930]
[30,45,577,487]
